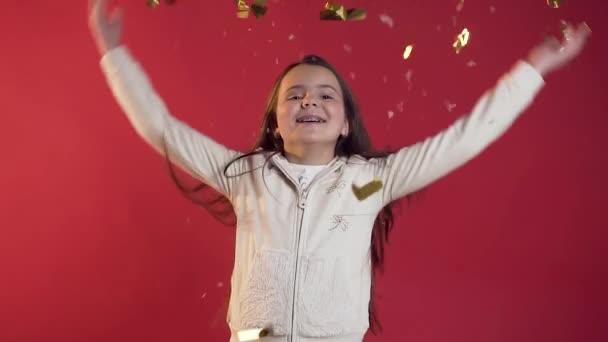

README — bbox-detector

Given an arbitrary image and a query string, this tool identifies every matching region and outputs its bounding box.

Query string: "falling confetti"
[387,110,395,119]
[349,72,356,80]
[467,60,477,67]
[343,44,353,53]
[201,292,207,299]
[396,101,405,112]
[217,281,224,287]
[490,6,496,13]
[237,0,268,19]
[403,44,414,59]
[288,34,296,40]
[453,28,470,54]
[405,69,413,84]
[382,75,389,83]
[379,14,394,28]
[146,0,176,8]
[352,179,383,201]
[547,0,564,8]
[444,100,457,112]
[320,2,367,21]
[456,0,465,12]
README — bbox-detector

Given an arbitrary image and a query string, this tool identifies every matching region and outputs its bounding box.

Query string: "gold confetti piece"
[403,44,414,59]
[237,0,249,18]
[547,0,564,8]
[237,0,268,19]
[352,178,383,201]
[453,28,470,54]
[320,2,367,21]
[237,328,269,341]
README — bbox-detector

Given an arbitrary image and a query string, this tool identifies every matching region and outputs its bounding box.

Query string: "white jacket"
[99,46,545,341]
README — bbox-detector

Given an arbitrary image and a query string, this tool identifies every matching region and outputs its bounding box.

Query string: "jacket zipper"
[290,197,306,342]
[271,163,306,342]
[271,157,340,342]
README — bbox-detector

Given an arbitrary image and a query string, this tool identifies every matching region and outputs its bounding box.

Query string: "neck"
[283,143,335,165]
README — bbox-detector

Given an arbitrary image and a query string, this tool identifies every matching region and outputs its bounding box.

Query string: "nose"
[301,95,318,108]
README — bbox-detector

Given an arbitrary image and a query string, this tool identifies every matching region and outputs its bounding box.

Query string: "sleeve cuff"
[511,60,546,93]
[99,45,133,75]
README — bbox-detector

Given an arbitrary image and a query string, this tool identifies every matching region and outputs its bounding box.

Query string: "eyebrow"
[283,84,340,94]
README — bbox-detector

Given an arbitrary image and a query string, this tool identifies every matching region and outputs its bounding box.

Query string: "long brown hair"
[164,54,423,334]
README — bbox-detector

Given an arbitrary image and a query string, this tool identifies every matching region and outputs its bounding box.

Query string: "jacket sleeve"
[99,45,240,197]
[375,61,545,205]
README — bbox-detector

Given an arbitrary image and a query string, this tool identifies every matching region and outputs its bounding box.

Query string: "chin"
[296,135,337,144]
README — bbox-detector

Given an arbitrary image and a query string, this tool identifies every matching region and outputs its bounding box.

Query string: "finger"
[566,23,590,48]
[88,0,99,19]
[577,22,592,37]
[88,0,102,27]
[109,6,124,24]
[562,26,574,43]
[563,28,589,54]
[93,0,108,21]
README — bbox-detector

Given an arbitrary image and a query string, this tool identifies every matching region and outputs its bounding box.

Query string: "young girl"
[88,0,590,341]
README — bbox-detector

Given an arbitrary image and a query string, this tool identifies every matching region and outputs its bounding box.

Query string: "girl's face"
[275,64,349,152]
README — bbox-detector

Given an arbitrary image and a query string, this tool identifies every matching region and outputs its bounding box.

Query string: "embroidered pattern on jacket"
[329,215,350,232]
[325,180,346,197]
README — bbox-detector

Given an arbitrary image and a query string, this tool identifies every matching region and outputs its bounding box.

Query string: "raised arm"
[88,0,240,197]
[374,23,591,204]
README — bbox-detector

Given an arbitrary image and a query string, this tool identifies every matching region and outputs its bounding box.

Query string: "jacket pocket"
[238,250,293,336]
[296,256,362,337]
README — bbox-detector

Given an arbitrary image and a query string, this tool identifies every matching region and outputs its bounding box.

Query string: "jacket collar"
[269,152,346,186]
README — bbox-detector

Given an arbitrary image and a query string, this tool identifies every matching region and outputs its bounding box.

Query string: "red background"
[1,0,607,341]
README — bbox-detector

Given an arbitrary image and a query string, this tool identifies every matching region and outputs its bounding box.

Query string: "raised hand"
[88,0,124,56]
[527,22,592,77]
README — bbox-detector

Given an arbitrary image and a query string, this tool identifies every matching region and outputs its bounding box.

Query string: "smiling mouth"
[296,117,326,123]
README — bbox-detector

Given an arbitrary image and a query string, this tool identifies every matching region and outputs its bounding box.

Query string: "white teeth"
[297,117,325,123]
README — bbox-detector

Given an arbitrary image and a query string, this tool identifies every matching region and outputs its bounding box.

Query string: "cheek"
[275,106,292,130]
[328,103,346,120]
[277,102,298,119]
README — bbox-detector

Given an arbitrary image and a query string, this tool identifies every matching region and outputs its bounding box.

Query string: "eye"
[288,95,303,100]
[322,94,334,100]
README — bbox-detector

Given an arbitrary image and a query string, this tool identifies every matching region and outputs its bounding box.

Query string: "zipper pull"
[298,198,306,209]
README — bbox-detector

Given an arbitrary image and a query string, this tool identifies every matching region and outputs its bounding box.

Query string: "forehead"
[279,64,341,92]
